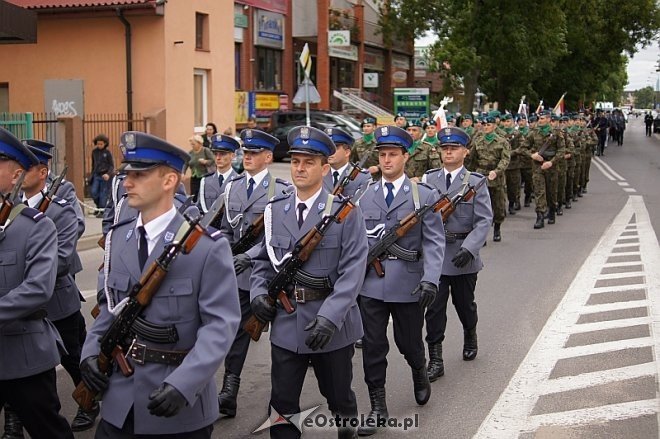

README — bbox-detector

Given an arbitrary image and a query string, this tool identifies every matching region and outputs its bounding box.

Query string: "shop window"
[0,84,7,113]
[256,47,282,91]
[196,12,209,51]
[194,69,208,130]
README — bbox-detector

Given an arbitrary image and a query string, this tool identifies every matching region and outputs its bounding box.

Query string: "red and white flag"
[553,93,566,116]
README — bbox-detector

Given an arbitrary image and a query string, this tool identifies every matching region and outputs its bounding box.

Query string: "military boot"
[534,212,545,229]
[565,199,572,209]
[463,328,478,361]
[427,343,444,382]
[547,208,556,224]
[334,412,358,439]
[70,403,100,432]
[556,203,563,216]
[2,406,24,439]
[412,365,431,405]
[508,201,516,215]
[572,191,579,202]
[218,372,241,417]
[493,223,501,242]
[357,388,388,436]
[524,194,531,207]
[514,200,521,211]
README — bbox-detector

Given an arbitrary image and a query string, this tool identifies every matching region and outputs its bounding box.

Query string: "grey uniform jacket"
[41,196,83,321]
[198,169,239,213]
[359,178,445,302]
[0,207,62,380]
[423,168,492,276]
[48,174,85,276]
[82,213,241,435]
[220,173,290,291]
[250,189,368,354]
[322,167,372,197]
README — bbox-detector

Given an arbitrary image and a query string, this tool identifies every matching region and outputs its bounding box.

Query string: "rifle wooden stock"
[37,198,52,213]
[0,202,13,226]
[231,215,265,255]
[244,290,292,341]
[332,166,361,196]
[91,304,100,319]
[98,235,106,250]
[181,223,206,255]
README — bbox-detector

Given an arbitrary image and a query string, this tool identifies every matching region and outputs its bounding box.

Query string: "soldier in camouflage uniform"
[405,119,443,181]
[424,120,439,145]
[517,114,534,207]
[558,116,575,212]
[502,114,525,214]
[551,115,567,217]
[350,116,379,176]
[467,116,510,242]
[522,110,565,229]
[564,115,579,208]
[461,114,475,138]
[394,112,408,129]
[581,116,597,195]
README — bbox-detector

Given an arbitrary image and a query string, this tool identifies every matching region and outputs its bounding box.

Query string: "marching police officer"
[357,126,444,436]
[217,129,289,418]
[80,131,241,438]
[422,127,492,380]
[0,127,74,439]
[323,127,371,197]
[250,126,368,438]
[350,117,379,176]
[198,134,240,214]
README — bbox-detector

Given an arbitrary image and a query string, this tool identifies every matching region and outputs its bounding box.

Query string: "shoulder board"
[358,169,370,175]
[268,192,292,204]
[205,226,222,241]
[203,171,215,178]
[417,182,433,190]
[174,193,188,203]
[109,216,137,231]
[53,196,68,206]
[275,177,291,186]
[19,207,46,222]
[424,167,442,175]
[229,174,245,182]
[470,172,485,179]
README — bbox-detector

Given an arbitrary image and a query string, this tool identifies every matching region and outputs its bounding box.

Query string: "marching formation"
[0,103,599,438]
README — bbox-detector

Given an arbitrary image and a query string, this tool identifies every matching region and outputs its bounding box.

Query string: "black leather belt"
[129,342,188,366]
[25,309,48,320]
[445,232,470,243]
[292,286,331,304]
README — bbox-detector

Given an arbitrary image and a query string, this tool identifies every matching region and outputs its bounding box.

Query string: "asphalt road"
[36,118,660,438]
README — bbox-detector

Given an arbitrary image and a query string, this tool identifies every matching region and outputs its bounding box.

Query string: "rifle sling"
[3,204,26,229]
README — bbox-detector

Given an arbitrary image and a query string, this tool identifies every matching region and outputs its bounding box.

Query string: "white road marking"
[593,156,626,181]
[474,196,660,438]
[580,300,648,313]
[591,159,617,181]
[558,337,653,359]
[595,271,645,280]
[601,261,644,268]
[624,188,638,193]
[618,181,630,186]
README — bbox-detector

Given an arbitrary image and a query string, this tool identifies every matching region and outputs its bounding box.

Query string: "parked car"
[268,110,363,161]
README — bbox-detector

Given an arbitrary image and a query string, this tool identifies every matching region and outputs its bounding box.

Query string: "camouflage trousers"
[488,185,506,224]
[582,155,592,189]
[532,163,558,213]
[565,163,575,202]
[572,155,582,194]
[505,168,521,203]
[557,161,567,205]
[521,167,533,198]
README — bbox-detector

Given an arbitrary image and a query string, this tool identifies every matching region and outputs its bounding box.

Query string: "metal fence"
[32,112,61,172]
[0,112,33,138]
[83,113,145,177]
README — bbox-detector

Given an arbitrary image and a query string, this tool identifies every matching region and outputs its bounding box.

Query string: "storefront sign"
[364,49,384,71]
[364,72,379,88]
[255,93,281,110]
[392,71,407,83]
[392,54,411,70]
[255,9,285,49]
[328,30,350,47]
[393,88,429,120]
[329,45,358,61]
[234,12,248,28]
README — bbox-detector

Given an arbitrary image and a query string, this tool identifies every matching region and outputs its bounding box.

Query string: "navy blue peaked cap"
[438,127,470,147]
[287,126,336,157]
[24,139,54,165]
[119,131,190,173]
[0,127,39,169]
[240,129,278,151]
[210,134,240,153]
[324,127,354,147]
[375,126,413,150]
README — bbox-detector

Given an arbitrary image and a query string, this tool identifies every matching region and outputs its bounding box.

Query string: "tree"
[634,86,655,109]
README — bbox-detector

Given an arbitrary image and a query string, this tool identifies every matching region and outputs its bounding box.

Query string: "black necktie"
[297,203,307,228]
[138,226,148,271]
[446,173,452,191]
[247,178,255,198]
[384,182,394,207]
[333,171,340,186]
[218,173,224,188]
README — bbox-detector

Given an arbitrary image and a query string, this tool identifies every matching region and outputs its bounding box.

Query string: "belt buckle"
[294,286,306,304]
[130,342,146,365]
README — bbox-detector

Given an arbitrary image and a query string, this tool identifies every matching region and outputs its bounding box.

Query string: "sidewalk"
[76,203,104,252]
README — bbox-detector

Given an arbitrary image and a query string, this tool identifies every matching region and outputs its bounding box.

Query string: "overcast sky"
[415,34,660,92]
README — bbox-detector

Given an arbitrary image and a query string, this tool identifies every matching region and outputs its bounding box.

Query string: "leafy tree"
[634,86,655,109]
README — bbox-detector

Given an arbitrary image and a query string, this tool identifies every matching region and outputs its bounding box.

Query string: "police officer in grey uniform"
[198,134,240,214]
[357,126,445,436]
[422,128,492,381]
[250,126,368,438]
[323,127,371,197]
[217,129,289,417]
[0,127,74,439]
[80,131,241,438]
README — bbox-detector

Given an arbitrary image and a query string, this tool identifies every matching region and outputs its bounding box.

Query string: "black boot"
[334,412,359,439]
[524,194,531,207]
[547,208,556,224]
[218,373,241,417]
[493,223,501,242]
[573,191,579,202]
[427,343,444,382]
[357,388,388,436]
[508,201,516,215]
[556,203,563,216]
[412,365,431,405]
[70,403,100,432]
[2,406,24,439]
[582,185,587,194]
[565,199,572,209]
[534,212,545,229]
[514,200,521,211]
[355,338,363,349]
[463,328,478,361]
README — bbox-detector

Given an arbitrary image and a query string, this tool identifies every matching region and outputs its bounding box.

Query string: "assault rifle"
[536,133,555,161]
[439,177,487,222]
[231,215,264,256]
[332,150,373,196]
[73,196,226,410]
[37,166,68,213]
[243,195,358,341]
[0,171,26,226]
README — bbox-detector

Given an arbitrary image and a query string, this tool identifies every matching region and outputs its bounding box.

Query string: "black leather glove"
[452,247,474,268]
[412,281,437,308]
[233,253,251,275]
[251,295,277,323]
[148,383,187,417]
[80,356,109,393]
[304,316,337,351]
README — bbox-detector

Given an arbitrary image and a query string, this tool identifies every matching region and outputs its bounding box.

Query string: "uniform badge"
[381,126,389,136]
[374,184,380,192]
[300,127,310,139]
[244,129,253,140]
[263,179,269,188]
[123,133,136,150]
[126,229,133,240]
[164,231,175,243]
[284,202,291,213]
[318,202,325,210]
[403,185,410,193]
[444,128,452,136]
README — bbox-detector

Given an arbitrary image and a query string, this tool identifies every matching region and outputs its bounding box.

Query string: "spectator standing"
[202,123,218,148]
[644,112,654,136]
[184,134,214,202]
[90,134,114,217]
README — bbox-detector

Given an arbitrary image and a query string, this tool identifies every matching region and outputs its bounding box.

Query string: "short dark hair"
[93,134,109,147]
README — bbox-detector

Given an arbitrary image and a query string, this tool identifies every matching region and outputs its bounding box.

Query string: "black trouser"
[224,288,252,376]
[190,176,202,203]
[95,408,212,439]
[270,344,357,439]
[0,369,73,439]
[425,273,478,345]
[597,130,607,155]
[359,297,425,389]
[53,310,84,386]
[646,124,653,136]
